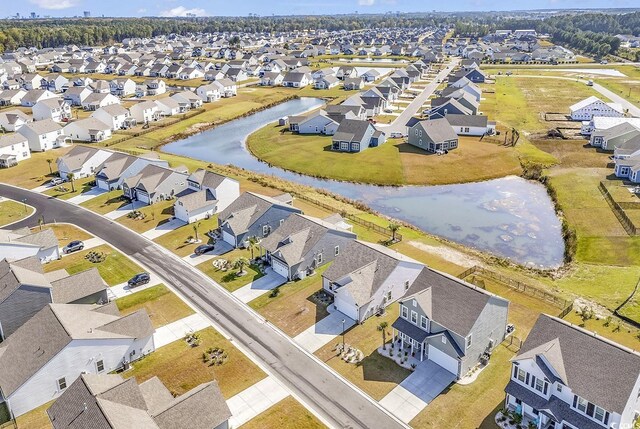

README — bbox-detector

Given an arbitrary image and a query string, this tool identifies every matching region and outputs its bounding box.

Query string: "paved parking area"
[141,218,187,239]
[182,240,233,266]
[68,187,108,205]
[227,376,290,428]
[232,268,286,303]
[294,308,355,353]
[379,360,456,423]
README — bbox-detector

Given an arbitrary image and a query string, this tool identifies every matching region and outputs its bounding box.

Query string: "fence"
[296,194,403,242]
[458,265,572,310]
[598,181,638,236]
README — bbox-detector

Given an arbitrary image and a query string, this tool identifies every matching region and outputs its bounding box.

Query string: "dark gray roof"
[187,168,229,190]
[218,192,301,235]
[414,118,458,143]
[392,317,430,343]
[153,381,231,429]
[332,119,373,144]
[444,113,488,128]
[50,268,108,304]
[175,189,217,212]
[514,315,640,414]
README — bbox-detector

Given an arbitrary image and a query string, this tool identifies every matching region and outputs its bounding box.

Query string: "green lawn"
[80,190,128,214]
[197,248,264,292]
[242,396,326,429]
[116,200,175,233]
[0,199,33,227]
[124,327,266,398]
[43,176,95,200]
[4,401,53,429]
[0,147,71,189]
[43,244,143,286]
[32,224,91,247]
[116,284,194,328]
[153,216,219,257]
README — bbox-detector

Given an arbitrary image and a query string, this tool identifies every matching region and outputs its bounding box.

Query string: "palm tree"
[377,321,389,350]
[192,222,201,242]
[388,223,400,242]
[38,215,45,231]
[46,159,53,175]
[247,236,259,260]
[67,173,75,193]
[232,257,250,276]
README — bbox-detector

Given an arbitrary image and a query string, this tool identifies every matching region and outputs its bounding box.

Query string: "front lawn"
[31,224,91,247]
[1,401,54,429]
[43,244,143,286]
[242,396,326,429]
[80,190,128,214]
[197,248,264,292]
[124,327,266,398]
[0,199,33,227]
[116,284,194,328]
[43,176,95,200]
[116,199,175,233]
[249,266,330,337]
[153,216,219,257]
[0,147,70,189]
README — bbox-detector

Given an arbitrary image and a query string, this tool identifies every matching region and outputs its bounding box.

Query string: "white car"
[390,132,404,138]
[49,177,65,186]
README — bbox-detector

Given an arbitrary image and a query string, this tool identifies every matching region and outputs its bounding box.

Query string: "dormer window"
[466,335,472,349]
[334,246,339,256]
[404,280,410,290]
[401,305,408,319]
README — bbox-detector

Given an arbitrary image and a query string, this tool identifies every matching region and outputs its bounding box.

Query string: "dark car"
[128,272,151,288]
[194,243,216,256]
[62,240,84,254]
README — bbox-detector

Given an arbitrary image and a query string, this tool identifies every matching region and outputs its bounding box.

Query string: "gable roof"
[333,119,374,144]
[415,118,458,142]
[50,268,108,304]
[219,192,301,235]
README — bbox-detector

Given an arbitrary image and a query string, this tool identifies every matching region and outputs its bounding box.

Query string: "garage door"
[271,258,289,279]
[428,344,459,376]
[334,293,359,321]
[222,231,236,247]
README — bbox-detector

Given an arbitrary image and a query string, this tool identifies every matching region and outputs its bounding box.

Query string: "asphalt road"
[0,184,407,429]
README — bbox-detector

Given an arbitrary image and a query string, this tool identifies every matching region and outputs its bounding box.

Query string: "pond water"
[164,97,565,268]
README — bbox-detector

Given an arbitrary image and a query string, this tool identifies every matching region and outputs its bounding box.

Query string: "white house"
[32,98,72,122]
[56,145,114,180]
[17,119,66,152]
[173,169,240,224]
[91,104,134,130]
[323,240,424,323]
[0,303,155,417]
[445,114,495,137]
[81,93,120,111]
[154,97,181,116]
[0,89,27,106]
[298,112,340,136]
[0,110,32,132]
[20,89,58,107]
[570,96,625,121]
[130,100,160,124]
[0,227,60,262]
[0,134,30,168]
[196,82,222,103]
[63,86,92,106]
[63,118,112,142]
[109,78,136,97]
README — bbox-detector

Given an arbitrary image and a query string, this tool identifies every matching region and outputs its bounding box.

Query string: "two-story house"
[17,119,67,152]
[56,145,115,180]
[173,168,240,224]
[122,164,189,205]
[0,134,30,168]
[95,152,168,191]
[406,118,459,153]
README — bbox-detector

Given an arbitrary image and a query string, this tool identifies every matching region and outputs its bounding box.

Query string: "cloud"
[159,6,207,16]
[29,0,80,9]
[358,0,375,5]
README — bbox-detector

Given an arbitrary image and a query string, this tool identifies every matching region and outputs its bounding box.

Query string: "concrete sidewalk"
[68,187,107,205]
[232,268,286,303]
[141,218,187,239]
[60,236,105,257]
[108,273,163,299]
[294,308,355,353]
[227,376,290,428]
[153,313,212,348]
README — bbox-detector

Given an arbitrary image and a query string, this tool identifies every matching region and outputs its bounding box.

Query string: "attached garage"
[428,344,459,376]
[271,257,290,279]
[334,292,359,321]
[222,230,236,247]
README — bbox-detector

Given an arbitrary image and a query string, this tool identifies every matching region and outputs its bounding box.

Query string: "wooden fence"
[598,181,638,236]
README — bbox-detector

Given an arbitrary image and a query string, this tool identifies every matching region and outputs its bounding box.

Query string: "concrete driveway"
[67,187,107,205]
[379,360,456,423]
[294,308,355,353]
[104,200,147,220]
[108,272,163,299]
[182,240,233,266]
[141,218,187,239]
[232,268,287,303]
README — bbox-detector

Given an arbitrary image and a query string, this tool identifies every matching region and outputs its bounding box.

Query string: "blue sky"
[10,0,636,18]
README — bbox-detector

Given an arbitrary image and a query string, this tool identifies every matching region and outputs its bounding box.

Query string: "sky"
[10,0,637,18]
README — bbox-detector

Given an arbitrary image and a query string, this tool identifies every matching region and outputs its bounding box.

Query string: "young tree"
[388,223,400,242]
[192,222,201,241]
[67,173,75,192]
[378,321,389,350]
[46,158,53,175]
[38,215,45,231]
[232,257,250,276]
[247,236,259,260]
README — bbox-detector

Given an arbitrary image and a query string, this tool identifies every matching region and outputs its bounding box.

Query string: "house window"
[334,246,339,256]
[420,316,427,329]
[534,378,544,393]
[412,299,417,307]
[594,406,605,422]
[401,305,408,319]
[441,336,447,344]
[576,396,588,413]
[57,377,67,391]
[317,253,323,264]
[404,280,410,290]
[516,368,526,383]
[466,335,472,349]
[414,129,418,136]
[96,359,105,373]
[410,311,418,324]
[557,384,562,393]
[387,291,392,301]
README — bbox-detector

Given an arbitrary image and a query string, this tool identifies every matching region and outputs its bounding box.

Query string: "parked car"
[127,272,151,288]
[62,240,84,254]
[49,177,64,186]
[383,108,393,113]
[586,80,594,87]
[390,132,404,138]
[194,243,216,255]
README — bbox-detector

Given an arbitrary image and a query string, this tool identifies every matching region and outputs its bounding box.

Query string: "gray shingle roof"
[218,192,301,235]
[50,268,108,304]
[175,189,217,212]
[445,113,488,128]
[57,145,105,172]
[415,118,458,143]
[332,119,373,144]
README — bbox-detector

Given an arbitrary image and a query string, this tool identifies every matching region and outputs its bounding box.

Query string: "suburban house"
[171,91,203,111]
[344,77,365,91]
[391,268,509,378]
[570,96,625,121]
[63,86,92,106]
[130,100,161,124]
[581,116,640,137]
[91,104,135,130]
[589,121,640,151]
[0,302,154,417]
[505,314,640,429]
[0,89,27,106]
[0,134,30,168]
[196,83,223,102]
[0,257,108,340]
[613,136,640,181]
[445,114,495,136]
[63,118,112,142]
[56,145,114,180]
[81,93,120,111]
[314,75,339,89]
[47,374,232,429]
[331,119,379,153]
[122,164,190,205]
[32,98,72,122]
[322,240,424,323]
[428,97,473,119]
[260,214,357,281]
[95,152,168,191]
[407,118,459,153]
[0,110,33,133]
[282,71,311,88]
[110,78,137,96]
[17,119,66,151]
[173,169,240,224]
[20,89,57,107]
[0,227,60,262]
[218,192,302,248]
[297,111,340,135]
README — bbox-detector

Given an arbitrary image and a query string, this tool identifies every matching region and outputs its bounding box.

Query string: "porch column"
[400,335,404,349]
[392,328,396,342]
[411,341,414,355]
[420,343,424,361]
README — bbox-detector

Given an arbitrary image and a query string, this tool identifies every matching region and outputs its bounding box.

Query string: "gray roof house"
[331,119,378,153]
[0,302,155,417]
[0,256,109,340]
[391,267,509,378]
[47,374,231,429]
[0,227,61,262]
[95,152,167,191]
[260,214,357,281]
[407,118,459,153]
[218,192,302,248]
[505,314,640,429]
[173,168,240,224]
[323,240,424,323]
[445,113,495,137]
[122,164,189,205]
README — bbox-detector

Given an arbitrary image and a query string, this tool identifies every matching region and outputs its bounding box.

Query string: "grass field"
[242,396,327,429]
[4,401,53,429]
[43,176,95,200]
[0,147,70,189]
[246,123,523,186]
[116,284,194,328]
[124,327,266,398]
[197,248,263,292]
[0,199,33,227]
[79,190,128,214]
[43,244,142,286]
[116,199,175,233]
[153,216,219,257]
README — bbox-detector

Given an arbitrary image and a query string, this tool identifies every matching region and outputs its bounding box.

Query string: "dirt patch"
[408,241,483,268]
[185,123,210,134]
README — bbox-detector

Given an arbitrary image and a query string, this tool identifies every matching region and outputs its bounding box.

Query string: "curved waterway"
[164,97,564,268]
